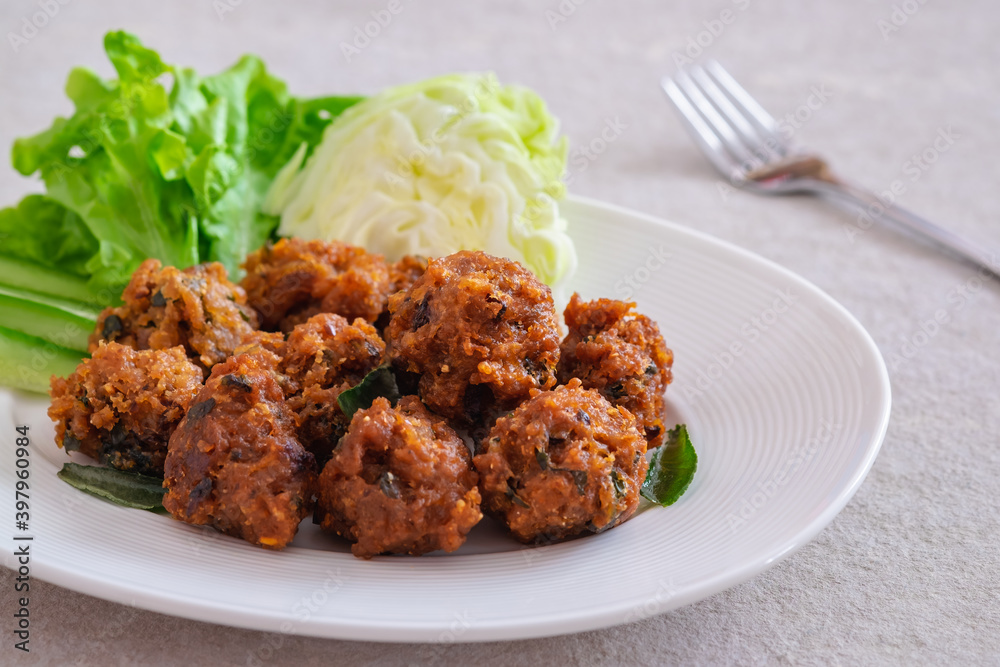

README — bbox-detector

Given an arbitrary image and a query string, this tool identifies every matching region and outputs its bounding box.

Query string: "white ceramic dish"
[0,196,891,642]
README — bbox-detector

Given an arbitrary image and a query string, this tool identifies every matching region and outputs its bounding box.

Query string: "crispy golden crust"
[558,293,673,448]
[316,396,482,559]
[61,243,675,556]
[89,259,258,371]
[47,342,203,476]
[281,313,385,466]
[389,255,428,295]
[387,251,561,422]
[474,379,648,544]
[240,238,391,331]
[163,350,315,550]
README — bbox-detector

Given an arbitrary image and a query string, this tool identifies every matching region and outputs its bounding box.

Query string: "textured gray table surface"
[1,0,998,664]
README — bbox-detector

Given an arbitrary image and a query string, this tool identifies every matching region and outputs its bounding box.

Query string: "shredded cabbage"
[263,73,576,297]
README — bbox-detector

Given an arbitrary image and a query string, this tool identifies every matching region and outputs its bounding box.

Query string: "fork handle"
[812,179,1000,280]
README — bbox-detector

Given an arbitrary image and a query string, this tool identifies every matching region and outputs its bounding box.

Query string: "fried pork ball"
[474,379,648,544]
[89,259,258,371]
[281,313,385,466]
[315,396,482,559]
[387,251,561,422]
[48,343,203,476]
[558,294,673,448]
[240,238,392,331]
[163,349,315,550]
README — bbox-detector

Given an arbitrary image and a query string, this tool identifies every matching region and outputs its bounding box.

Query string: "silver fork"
[662,61,999,280]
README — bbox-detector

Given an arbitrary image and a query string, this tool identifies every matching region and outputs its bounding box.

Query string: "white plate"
[0,196,891,642]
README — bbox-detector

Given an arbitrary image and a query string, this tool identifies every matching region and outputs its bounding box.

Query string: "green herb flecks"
[57,462,166,511]
[640,424,697,507]
[565,469,587,495]
[505,480,530,508]
[535,447,551,471]
[336,365,401,420]
[610,469,626,499]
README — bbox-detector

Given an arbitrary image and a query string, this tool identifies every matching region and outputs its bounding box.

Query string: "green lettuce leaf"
[0,326,83,394]
[0,31,363,393]
[0,195,98,278]
[7,30,363,293]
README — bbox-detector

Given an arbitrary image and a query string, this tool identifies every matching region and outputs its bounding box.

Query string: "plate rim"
[6,195,892,642]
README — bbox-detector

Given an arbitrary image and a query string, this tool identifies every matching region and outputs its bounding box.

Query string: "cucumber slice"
[0,325,84,394]
[0,292,94,351]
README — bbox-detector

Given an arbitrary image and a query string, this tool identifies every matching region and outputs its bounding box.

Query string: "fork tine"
[688,64,783,163]
[672,69,760,170]
[661,77,741,180]
[703,60,788,157]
